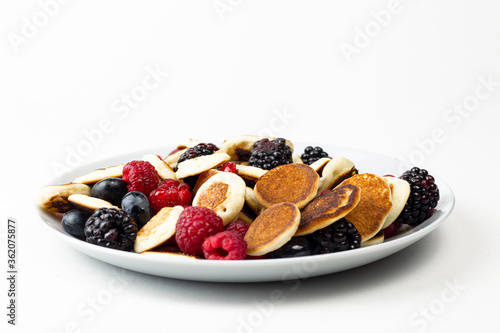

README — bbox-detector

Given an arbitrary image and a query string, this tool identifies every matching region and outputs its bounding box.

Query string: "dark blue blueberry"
[91,178,128,206]
[61,210,91,238]
[121,191,153,229]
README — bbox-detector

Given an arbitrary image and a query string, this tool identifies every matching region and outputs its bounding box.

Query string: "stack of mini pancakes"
[37,135,410,259]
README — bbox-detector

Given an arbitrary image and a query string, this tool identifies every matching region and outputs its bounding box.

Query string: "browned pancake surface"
[244,202,300,255]
[297,184,361,235]
[254,163,319,209]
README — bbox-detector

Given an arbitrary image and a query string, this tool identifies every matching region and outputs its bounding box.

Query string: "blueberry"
[62,210,91,238]
[268,237,314,258]
[121,191,153,229]
[91,178,128,206]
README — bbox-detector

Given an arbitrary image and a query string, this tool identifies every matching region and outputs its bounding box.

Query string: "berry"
[248,138,293,170]
[121,191,153,229]
[122,160,159,196]
[320,190,330,196]
[61,210,91,238]
[225,220,250,239]
[202,231,247,260]
[268,236,315,258]
[149,179,192,213]
[176,143,219,167]
[383,221,400,239]
[396,167,440,226]
[300,146,329,165]
[309,219,361,254]
[84,208,138,251]
[91,178,128,206]
[175,206,224,256]
[219,162,237,174]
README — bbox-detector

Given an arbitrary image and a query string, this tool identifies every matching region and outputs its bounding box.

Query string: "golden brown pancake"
[244,202,300,256]
[191,169,220,196]
[339,173,392,242]
[254,163,319,209]
[295,184,361,236]
[360,231,384,247]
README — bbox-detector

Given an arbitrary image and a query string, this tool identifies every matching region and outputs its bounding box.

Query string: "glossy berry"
[149,179,192,213]
[122,160,159,196]
[300,146,329,165]
[61,210,91,238]
[248,138,293,170]
[309,219,361,254]
[202,231,247,260]
[176,143,219,168]
[121,191,153,229]
[175,206,224,256]
[383,221,401,239]
[84,208,138,251]
[396,167,440,226]
[268,236,315,258]
[225,220,250,239]
[219,162,237,174]
[91,178,128,206]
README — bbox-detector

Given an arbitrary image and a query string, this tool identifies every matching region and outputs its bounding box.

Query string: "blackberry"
[308,219,361,254]
[268,236,315,259]
[84,208,138,251]
[395,167,440,226]
[248,138,293,170]
[300,146,329,165]
[176,143,219,167]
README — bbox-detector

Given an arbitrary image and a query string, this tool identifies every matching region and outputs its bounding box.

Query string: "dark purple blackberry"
[395,167,440,226]
[84,208,138,251]
[176,143,219,167]
[308,219,361,254]
[248,138,293,170]
[300,146,329,165]
[268,236,314,259]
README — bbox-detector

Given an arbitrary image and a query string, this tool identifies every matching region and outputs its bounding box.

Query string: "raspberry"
[300,146,329,165]
[149,179,192,213]
[122,160,159,196]
[202,231,247,260]
[175,206,224,256]
[383,221,400,239]
[396,167,440,226]
[225,220,250,238]
[219,162,237,174]
[84,208,138,251]
[248,138,292,170]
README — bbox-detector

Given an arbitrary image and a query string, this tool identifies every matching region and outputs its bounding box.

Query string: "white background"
[1,0,500,332]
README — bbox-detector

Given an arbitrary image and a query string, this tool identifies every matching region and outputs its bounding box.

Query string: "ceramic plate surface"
[37,143,455,282]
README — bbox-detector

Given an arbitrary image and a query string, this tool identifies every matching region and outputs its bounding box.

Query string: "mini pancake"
[36,183,92,213]
[193,172,246,225]
[72,164,124,184]
[141,243,199,259]
[382,177,411,228]
[191,169,220,196]
[292,153,303,164]
[245,187,264,216]
[237,205,256,224]
[175,151,231,180]
[254,163,319,209]
[142,154,177,181]
[339,173,393,242]
[164,139,201,167]
[309,157,331,174]
[244,202,301,256]
[235,164,267,187]
[295,184,361,236]
[361,231,384,247]
[134,206,184,253]
[220,135,294,161]
[317,157,357,193]
[67,194,117,212]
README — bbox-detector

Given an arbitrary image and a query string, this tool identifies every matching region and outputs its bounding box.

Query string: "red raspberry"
[383,221,401,239]
[219,162,237,174]
[175,206,224,256]
[202,231,247,260]
[149,179,192,213]
[320,190,330,196]
[225,220,250,239]
[122,161,159,196]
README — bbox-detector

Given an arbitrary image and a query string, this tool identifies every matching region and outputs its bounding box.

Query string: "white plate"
[37,143,455,283]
